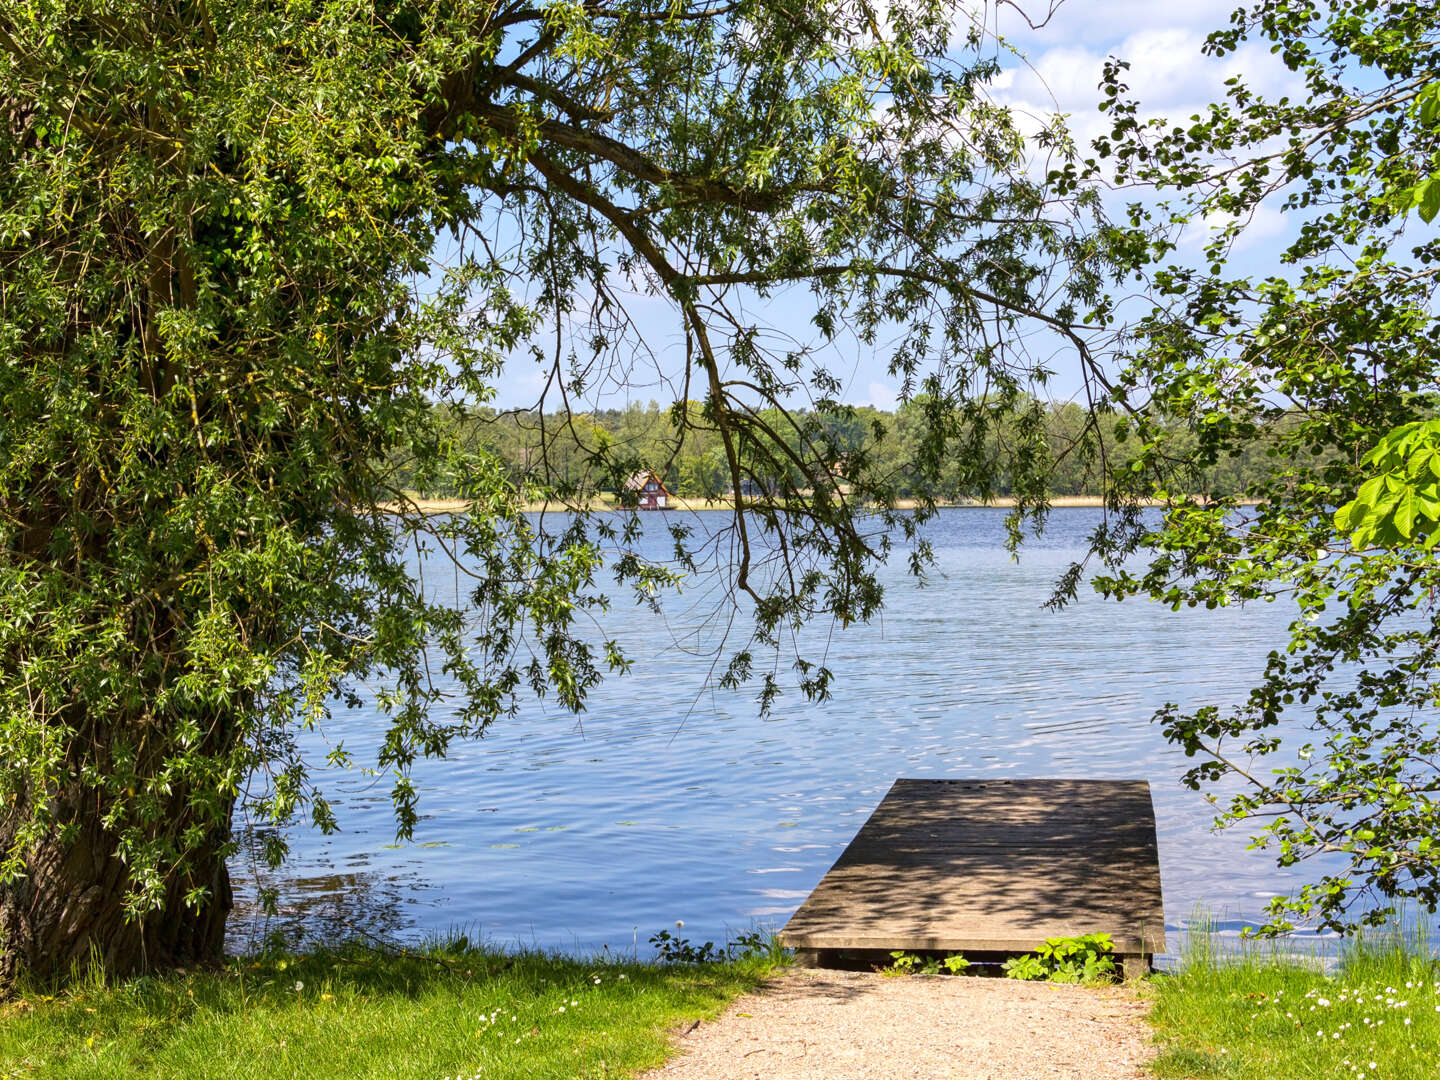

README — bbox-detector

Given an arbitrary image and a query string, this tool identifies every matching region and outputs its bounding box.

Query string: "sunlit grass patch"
[0,939,783,1080]
[1147,926,1439,1080]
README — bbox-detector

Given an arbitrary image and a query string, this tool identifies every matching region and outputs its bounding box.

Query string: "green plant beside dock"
[880,933,1117,983]
[0,940,783,1080]
[1002,933,1117,984]
[1147,933,1439,1080]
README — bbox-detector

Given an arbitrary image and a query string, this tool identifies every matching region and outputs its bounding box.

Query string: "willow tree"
[0,1,1115,981]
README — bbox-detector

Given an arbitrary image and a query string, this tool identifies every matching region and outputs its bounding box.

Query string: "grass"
[1147,925,1440,1080]
[0,938,785,1080]
[15,920,1438,1080]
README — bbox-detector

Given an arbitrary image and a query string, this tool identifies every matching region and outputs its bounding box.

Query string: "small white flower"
[675,920,684,928]
[294,981,304,993]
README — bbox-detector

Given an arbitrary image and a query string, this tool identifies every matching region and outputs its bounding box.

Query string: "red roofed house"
[623,469,671,510]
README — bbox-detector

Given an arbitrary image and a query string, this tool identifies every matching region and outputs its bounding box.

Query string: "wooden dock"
[778,778,1165,977]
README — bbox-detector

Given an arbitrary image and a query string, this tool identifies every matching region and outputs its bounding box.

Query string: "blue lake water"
[228,507,1343,959]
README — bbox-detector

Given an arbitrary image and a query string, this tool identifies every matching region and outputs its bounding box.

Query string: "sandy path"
[639,970,1154,1080]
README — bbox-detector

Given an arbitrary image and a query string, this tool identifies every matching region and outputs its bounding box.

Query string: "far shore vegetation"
[388,399,1305,507]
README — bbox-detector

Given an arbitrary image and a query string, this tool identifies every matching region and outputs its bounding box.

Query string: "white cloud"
[987,20,1303,168]
[1001,30,1296,118]
[859,381,899,410]
[993,0,1241,47]
[1195,202,1292,255]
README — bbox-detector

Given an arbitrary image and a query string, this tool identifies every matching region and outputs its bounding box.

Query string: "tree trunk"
[0,789,232,986]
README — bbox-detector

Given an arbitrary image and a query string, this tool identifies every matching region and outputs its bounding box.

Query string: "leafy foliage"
[0,0,1119,974]
[1001,933,1116,983]
[881,949,970,975]
[1335,420,1440,550]
[648,929,721,965]
[1075,0,1440,933]
[1000,953,1047,981]
[940,952,972,975]
[1405,83,1440,222]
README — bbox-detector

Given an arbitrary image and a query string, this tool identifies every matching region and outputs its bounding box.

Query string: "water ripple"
[231,508,1347,958]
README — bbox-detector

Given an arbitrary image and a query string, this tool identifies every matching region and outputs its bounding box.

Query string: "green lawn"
[1147,933,1440,1080]
[13,927,1439,1080]
[0,943,782,1080]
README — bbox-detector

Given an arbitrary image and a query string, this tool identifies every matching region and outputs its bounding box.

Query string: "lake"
[229,507,1341,960]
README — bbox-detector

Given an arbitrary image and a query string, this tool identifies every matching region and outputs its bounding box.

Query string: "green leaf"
[1420,180,1440,224]
[1393,490,1418,539]
[1419,83,1440,127]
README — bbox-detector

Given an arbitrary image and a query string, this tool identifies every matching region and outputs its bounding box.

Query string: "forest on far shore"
[395,398,1311,502]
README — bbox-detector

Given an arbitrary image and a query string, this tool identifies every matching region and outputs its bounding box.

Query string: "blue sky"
[475,1,1302,412]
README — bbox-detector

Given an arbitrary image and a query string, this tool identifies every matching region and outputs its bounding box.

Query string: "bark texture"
[0,792,231,985]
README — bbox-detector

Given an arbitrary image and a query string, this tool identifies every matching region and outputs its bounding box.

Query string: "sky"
[992,0,1297,148]
[479,0,1304,412]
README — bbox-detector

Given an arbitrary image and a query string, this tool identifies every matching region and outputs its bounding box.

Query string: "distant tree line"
[395,398,1309,502]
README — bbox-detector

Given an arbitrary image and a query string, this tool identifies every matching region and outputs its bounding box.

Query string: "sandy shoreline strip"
[373,493,1208,515]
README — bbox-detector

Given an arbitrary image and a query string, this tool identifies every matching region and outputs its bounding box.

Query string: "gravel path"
[640,969,1155,1080]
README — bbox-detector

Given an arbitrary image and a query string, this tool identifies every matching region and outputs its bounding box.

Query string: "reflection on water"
[226,508,1377,959]
[229,868,428,952]
[230,828,433,951]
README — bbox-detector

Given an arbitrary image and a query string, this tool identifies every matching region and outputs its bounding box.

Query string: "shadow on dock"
[778,778,1165,976]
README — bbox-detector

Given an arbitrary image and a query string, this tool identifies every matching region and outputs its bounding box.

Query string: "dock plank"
[778,778,1165,962]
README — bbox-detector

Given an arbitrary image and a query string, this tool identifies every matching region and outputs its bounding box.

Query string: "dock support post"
[1122,954,1151,981]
